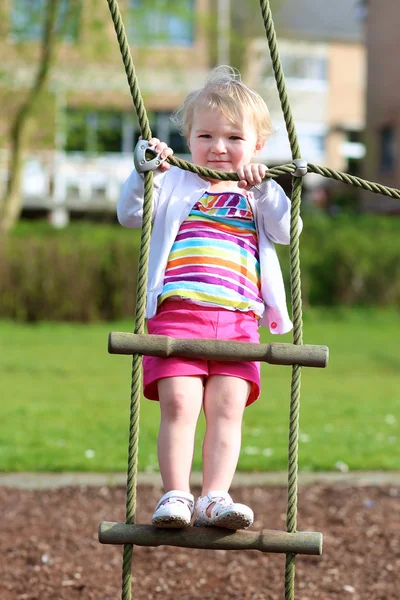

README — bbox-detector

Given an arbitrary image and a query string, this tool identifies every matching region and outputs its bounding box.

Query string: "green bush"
[0,215,399,322]
[0,223,140,322]
[298,214,400,306]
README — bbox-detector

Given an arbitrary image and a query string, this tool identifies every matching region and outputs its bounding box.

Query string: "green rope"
[172,158,400,200]
[105,1,400,600]
[257,1,303,595]
[258,0,301,160]
[106,0,151,140]
[151,157,400,200]
[307,164,400,199]
[121,171,155,600]
[106,3,155,598]
[285,176,304,599]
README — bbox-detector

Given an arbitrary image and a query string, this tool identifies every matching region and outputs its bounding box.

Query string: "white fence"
[0,150,137,213]
[0,145,325,224]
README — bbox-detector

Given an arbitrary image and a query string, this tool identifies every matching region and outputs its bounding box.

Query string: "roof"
[273,0,365,43]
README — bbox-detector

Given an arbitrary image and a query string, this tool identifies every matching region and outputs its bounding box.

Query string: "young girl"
[117,66,302,530]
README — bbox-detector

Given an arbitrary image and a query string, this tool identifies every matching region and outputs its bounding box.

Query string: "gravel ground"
[1,481,399,600]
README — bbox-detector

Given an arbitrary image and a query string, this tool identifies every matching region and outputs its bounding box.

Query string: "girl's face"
[188,107,263,173]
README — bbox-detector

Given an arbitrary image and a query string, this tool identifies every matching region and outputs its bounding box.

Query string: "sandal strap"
[156,490,194,511]
[206,490,232,504]
[195,490,233,518]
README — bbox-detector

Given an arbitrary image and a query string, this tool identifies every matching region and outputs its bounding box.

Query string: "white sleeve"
[117,168,166,228]
[253,179,303,245]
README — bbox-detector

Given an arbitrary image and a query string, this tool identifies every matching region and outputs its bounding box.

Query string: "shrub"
[0,224,139,322]
[0,215,399,322]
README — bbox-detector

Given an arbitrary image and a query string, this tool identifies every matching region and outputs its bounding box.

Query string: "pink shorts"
[143,299,261,407]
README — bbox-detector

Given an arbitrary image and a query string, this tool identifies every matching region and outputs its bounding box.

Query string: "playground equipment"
[99,1,400,599]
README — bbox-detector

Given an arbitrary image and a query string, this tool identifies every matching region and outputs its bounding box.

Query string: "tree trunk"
[0,0,60,234]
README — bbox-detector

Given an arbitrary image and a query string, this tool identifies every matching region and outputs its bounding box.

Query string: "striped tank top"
[158,191,265,316]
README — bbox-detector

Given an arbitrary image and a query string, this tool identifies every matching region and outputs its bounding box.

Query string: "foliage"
[1,214,399,322]
[0,0,65,233]
[296,213,400,307]
[0,222,140,321]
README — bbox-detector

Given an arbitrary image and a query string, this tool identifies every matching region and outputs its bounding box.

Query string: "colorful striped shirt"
[158,191,265,316]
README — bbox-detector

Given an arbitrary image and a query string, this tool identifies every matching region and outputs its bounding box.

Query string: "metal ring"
[292,159,308,177]
[133,140,166,173]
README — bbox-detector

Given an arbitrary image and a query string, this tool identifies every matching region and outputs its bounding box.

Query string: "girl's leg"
[201,374,250,494]
[193,374,253,529]
[157,375,204,492]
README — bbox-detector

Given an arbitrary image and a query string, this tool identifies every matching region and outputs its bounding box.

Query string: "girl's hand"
[237,163,267,190]
[147,137,173,171]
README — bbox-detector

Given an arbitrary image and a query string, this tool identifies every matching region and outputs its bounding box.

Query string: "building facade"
[0,0,212,223]
[0,0,366,222]
[362,0,400,213]
[246,0,365,192]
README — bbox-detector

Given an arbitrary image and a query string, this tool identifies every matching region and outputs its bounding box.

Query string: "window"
[280,54,327,82]
[379,125,396,173]
[154,111,190,154]
[169,128,189,154]
[262,51,327,86]
[11,0,80,42]
[129,0,194,46]
[65,109,189,155]
[66,110,127,154]
[355,0,368,20]
[260,123,326,164]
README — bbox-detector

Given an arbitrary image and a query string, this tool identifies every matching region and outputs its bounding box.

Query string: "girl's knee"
[158,382,202,423]
[207,395,248,423]
[204,376,251,420]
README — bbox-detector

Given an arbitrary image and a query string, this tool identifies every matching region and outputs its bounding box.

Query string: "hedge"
[0,215,399,322]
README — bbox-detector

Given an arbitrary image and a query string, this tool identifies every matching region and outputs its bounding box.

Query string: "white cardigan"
[117,166,302,334]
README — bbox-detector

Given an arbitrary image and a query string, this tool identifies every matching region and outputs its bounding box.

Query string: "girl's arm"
[237,163,303,245]
[117,138,173,228]
[253,178,303,246]
[117,168,164,228]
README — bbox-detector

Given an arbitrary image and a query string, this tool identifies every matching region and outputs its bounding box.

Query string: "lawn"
[0,308,398,472]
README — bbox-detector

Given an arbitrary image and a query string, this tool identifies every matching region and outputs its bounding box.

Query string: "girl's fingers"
[251,165,265,185]
[162,147,173,160]
[148,138,166,154]
[160,148,173,170]
[159,148,173,170]
[237,163,267,188]
[147,138,173,167]
[148,137,160,147]
[244,167,257,186]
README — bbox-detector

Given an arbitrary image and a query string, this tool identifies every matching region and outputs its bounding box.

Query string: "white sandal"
[194,491,254,530]
[151,490,194,528]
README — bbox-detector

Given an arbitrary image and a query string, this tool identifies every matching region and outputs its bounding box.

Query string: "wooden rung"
[98,522,323,556]
[108,333,329,368]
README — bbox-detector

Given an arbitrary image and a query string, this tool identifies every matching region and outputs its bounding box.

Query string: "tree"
[0,0,199,232]
[225,0,282,72]
[0,0,281,233]
[0,0,63,233]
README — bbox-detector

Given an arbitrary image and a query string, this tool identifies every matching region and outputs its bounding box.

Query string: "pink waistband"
[157,298,258,319]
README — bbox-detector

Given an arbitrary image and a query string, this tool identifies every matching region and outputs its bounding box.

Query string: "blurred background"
[1,0,398,230]
[1,0,399,321]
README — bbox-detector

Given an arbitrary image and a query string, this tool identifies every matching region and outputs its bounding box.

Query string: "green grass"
[0,308,399,472]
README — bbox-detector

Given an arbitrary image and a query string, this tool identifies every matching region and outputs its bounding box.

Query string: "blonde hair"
[171,65,273,143]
